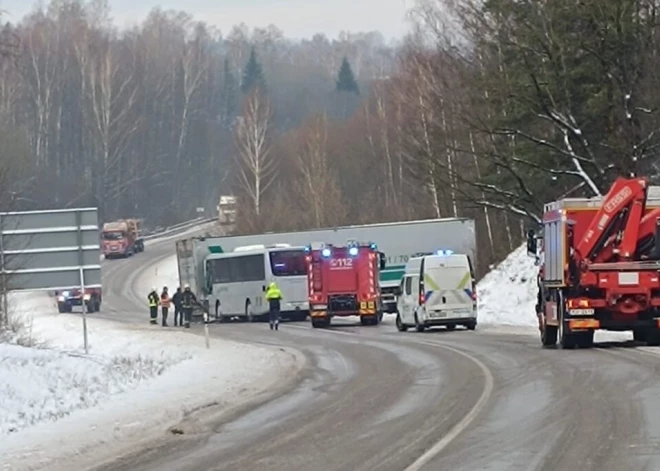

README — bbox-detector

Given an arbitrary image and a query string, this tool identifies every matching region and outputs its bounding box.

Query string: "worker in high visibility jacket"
[160,286,171,327]
[147,287,159,325]
[265,281,283,331]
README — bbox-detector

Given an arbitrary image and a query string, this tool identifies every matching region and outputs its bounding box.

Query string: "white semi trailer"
[176,217,476,319]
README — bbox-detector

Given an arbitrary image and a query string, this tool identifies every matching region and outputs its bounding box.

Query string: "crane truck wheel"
[558,320,579,349]
[540,319,558,347]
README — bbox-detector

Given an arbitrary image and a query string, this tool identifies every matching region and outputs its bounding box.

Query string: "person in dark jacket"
[147,287,159,325]
[265,281,283,331]
[181,284,197,328]
[171,287,183,327]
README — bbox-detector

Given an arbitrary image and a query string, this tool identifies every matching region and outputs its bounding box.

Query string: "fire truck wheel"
[396,313,408,332]
[312,318,329,328]
[361,316,378,326]
[633,328,647,343]
[646,329,660,346]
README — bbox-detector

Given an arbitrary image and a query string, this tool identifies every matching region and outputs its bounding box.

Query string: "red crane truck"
[305,241,386,328]
[528,177,660,348]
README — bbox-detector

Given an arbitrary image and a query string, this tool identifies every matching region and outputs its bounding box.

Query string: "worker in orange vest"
[160,286,171,327]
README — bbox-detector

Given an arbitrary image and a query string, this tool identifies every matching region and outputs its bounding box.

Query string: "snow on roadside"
[1,246,301,470]
[477,245,539,328]
[477,244,630,342]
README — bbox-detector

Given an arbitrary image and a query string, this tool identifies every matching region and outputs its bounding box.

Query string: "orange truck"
[305,241,386,328]
[101,219,144,258]
[529,177,660,349]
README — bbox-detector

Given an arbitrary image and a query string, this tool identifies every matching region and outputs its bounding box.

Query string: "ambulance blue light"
[349,247,358,256]
[436,249,454,256]
[322,248,331,257]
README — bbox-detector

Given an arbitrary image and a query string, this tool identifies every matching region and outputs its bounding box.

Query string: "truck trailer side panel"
[188,217,475,286]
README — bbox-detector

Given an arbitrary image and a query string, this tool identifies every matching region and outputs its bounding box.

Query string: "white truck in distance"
[176,218,476,319]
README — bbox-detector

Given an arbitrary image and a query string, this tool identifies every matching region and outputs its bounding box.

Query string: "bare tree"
[233,87,275,216]
[294,113,346,227]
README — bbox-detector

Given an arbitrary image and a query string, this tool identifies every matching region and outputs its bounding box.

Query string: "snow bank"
[1,257,301,469]
[477,245,539,327]
[476,244,630,342]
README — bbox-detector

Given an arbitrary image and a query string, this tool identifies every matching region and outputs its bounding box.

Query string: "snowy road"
[86,234,660,470]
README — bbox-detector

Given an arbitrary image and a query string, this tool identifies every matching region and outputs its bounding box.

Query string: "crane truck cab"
[305,240,386,328]
[395,250,477,332]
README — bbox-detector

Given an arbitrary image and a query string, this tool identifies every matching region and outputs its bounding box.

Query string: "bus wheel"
[245,302,255,322]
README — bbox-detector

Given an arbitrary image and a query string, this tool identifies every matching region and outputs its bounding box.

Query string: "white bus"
[206,244,309,322]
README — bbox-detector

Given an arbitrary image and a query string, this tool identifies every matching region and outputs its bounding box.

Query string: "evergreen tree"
[335,57,359,95]
[221,57,238,125]
[241,46,265,94]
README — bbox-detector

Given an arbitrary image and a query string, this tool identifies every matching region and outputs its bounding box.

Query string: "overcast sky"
[0,0,415,40]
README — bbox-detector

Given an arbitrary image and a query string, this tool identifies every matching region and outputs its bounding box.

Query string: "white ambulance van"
[395,250,477,332]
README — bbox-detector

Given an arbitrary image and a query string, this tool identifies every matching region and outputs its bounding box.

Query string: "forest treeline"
[1,0,660,272]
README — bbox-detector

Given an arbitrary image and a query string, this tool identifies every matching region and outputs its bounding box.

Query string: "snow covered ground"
[0,232,302,471]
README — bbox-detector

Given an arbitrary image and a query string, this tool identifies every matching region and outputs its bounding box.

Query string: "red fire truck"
[529,176,660,348]
[305,241,386,328]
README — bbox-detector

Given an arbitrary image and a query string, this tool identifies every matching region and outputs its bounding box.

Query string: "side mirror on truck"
[379,252,386,270]
[526,229,537,257]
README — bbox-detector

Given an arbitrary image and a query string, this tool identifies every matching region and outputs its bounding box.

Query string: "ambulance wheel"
[466,321,477,331]
[396,313,407,332]
[446,324,456,331]
[414,314,425,332]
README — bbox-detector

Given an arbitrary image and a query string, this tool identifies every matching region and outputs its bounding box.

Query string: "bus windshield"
[269,250,306,277]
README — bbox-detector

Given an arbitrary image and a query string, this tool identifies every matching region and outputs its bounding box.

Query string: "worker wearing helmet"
[181,284,197,328]
[147,287,159,325]
[265,281,283,330]
[160,286,171,327]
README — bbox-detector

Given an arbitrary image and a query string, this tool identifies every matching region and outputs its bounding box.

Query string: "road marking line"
[403,340,495,471]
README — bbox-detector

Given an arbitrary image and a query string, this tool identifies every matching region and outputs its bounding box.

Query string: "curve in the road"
[93,230,660,471]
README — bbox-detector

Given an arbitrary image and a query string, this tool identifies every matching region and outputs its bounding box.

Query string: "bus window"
[240,254,266,281]
[269,250,306,276]
[210,258,232,283]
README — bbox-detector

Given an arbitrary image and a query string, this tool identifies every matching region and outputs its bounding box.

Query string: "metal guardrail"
[142,217,216,241]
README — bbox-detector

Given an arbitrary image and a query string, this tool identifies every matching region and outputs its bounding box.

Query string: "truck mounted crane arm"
[575,177,648,264]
